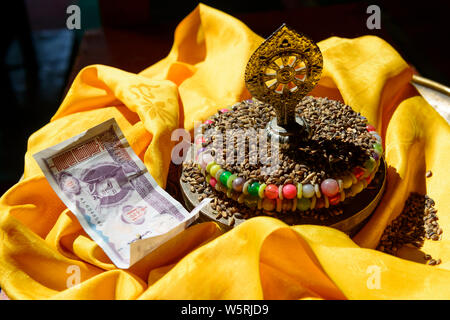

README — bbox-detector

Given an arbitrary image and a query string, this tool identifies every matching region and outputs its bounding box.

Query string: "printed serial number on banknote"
[34,118,210,269]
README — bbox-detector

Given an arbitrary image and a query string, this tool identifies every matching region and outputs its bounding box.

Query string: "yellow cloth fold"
[1,3,449,299]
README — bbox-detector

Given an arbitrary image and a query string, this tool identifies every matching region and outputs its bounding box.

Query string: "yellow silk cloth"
[1,3,449,300]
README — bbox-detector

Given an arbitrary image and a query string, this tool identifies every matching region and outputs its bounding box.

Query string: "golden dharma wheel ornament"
[245,24,323,143]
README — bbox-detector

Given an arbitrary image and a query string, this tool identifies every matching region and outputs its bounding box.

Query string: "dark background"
[0,0,449,195]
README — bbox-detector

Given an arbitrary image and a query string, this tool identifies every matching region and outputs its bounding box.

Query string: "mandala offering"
[181,25,386,234]
[195,97,382,209]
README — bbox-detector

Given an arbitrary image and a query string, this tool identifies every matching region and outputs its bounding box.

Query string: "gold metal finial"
[245,24,323,130]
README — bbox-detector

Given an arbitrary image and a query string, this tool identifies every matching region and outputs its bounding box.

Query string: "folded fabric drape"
[0,3,449,299]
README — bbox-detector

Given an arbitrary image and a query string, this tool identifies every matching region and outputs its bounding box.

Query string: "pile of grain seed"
[376,192,443,266]
[201,96,378,186]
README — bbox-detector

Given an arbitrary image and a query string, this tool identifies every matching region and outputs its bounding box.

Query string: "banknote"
[34,118,210,269]
[0,288,9,300]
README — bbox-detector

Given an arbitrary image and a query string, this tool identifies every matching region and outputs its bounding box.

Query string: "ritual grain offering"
[180,25,386,234]
[34,118,210,268]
